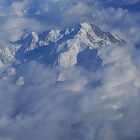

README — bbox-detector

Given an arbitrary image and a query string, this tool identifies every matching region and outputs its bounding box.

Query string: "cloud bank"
[0,43,140,140]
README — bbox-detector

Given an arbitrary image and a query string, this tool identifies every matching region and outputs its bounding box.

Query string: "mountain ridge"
[0,22,125,81]
[0,22,125,66]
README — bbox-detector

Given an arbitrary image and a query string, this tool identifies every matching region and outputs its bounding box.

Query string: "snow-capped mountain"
[0,22,125,81]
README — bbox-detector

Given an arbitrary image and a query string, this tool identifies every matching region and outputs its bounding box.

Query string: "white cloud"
[10,1,28,17]
[0,42,140,139]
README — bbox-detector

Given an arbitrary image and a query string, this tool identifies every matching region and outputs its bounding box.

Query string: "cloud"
[10,1,28,17]
[0,17,45,43]
[0,42,140,139]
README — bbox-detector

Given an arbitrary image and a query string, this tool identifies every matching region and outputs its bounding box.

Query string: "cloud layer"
[0,43,140,140]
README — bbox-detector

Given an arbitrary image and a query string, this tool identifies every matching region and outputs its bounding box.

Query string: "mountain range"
[0,22,125,83]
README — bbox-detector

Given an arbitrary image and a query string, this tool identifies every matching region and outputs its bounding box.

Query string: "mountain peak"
[0,22,125,74]
[80,22,93,30]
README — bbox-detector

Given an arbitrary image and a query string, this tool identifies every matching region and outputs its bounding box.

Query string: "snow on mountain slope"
[0,44,20,67]
[0,22,125,81]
